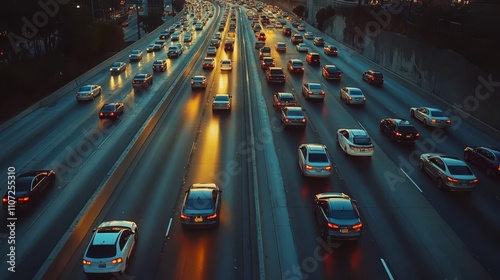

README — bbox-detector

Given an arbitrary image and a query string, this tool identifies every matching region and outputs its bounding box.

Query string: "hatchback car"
[281,107,306,128]
[306,52,320,65]
[324,45,338,56]
[132,73,153,87]
[191,75,207,89]
[322,65,342,81]
[212,94,232,111]
[2,170,56,210]
[340,87,366,105]
[314,193,363,241]
[287,59,304,73]
[464,147,500,177]
[313,37,325,46]
[275,42,287,52]
[273,92,298,109]
[380,118,420,143]
[298,144,332,177]
[129,50,142,61]
[152,60,167,72]
[180,183,222,228]
[266,67,286,84]
[99,103,124,119]
[82,220,138,276]
[296,43,309,52]
[419,153,478,191]
[302,83,326,100]
[362,70,384,85]
[76,85,102,102]
[110,62,126,73]
[337,129,374,156]
[202,57,216,69]
[410,107,451,128]
[220,59,233,71]
[260,57,275,70]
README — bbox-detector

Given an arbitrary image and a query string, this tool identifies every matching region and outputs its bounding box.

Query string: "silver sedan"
[410,107,451,128]
[76,85,102,102]
[419,153,478,191]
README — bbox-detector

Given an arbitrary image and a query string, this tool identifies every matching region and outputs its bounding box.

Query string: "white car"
[298,144,332,177]
[82,221,138,276]
[191,75,207,89]
[220,59,233,71]
[410,107,452,128]
[340,87,366,105]
[212,94,232,111]
[296,43,309,52]
[304,32,314,39]
[109,62,126,73]
[76,85,102,101]
[337,129,374,156]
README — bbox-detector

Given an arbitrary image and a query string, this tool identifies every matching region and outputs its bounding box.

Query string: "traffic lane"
[155,44,249,280]
[264,113,389,280]
[56,59,211,280]
[0,20,215,279]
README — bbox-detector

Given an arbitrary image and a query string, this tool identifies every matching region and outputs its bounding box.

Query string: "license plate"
[406,135,412,138]
[340,228,348,234]
[194,216,203,222]
[360,149,365,151]
[99,264,106,268]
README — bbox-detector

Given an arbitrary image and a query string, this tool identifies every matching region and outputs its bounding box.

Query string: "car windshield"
[373,73,383,78]
[135,74,146,79]
[193,78,204,82]
[102,104,115,111]
[293,62,303,66]
[17,177,33,192]
[280,96,295,102]
[86,243,117,258]
[131,50,139,54]
[154,61,163,65]
[79,86,92,91]
[112,62,121,67]
[448,165,474,175]
[309,153,328,162]
[309,84,322,90]
[168,47,177,50]
[349,89,363,96]
[430,110,445,117]
[204,59,213,63]
[330,208,358,219]
[353,136,372,145]
[215,95,229,101]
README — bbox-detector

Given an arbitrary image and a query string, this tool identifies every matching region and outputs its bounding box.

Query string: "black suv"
[379,118,420,143]
[362,70,384,85]
[266,67,286,84]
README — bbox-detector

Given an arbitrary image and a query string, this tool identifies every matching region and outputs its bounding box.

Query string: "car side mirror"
[92,228,97,232]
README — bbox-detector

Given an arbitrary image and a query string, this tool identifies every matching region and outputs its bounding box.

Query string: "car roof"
[97,220,135,230]
[192,75,206,79]
[92,231,120,245]
[347,129,368,136]
[285,107,302,112]
[289,59,302,63]
[306,82,321,87]
[191,183,218,190]
[392,118,413,126]
[316,192,351,201]
[439,156,466,166]
[277,92,293,97]
[304,144,327,152]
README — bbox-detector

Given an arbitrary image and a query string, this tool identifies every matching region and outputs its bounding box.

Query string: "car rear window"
[349,89,363,96]
[102,104,115,111]
[270,69,283,74]
[309,153,328,162]
[310,84,322,90]
[17,177,33,192]
[397,126,417,133]
[287,110,303,117]
[353,136,372,145]
[280,96,295,102]
[86,244,116,258]
[448,165,474,175]
[186,197,213,210]
[293,62,303,66]
[430,111,445,117]
[215,95,229,101]
[373,73,383,77]
[80,86,92,91]
[330,208,358,219]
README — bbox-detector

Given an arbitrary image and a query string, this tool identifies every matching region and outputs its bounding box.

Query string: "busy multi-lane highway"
[0,1,499,280]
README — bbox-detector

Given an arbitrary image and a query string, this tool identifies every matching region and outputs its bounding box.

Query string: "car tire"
[423,119,428,126]
[410,110,415,117]
[436,178,444,190]
[463,152,470,161]
[418,160,424,170]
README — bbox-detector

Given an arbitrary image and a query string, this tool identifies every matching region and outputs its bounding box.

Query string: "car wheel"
[423,119,428,126]
[410,110,415,117]
[463,152,470,161]
[436,178,444,190]
[320,225,328,241]
[418,160,424,170]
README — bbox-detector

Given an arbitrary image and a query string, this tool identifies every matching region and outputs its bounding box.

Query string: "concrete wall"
[322,14,500,132]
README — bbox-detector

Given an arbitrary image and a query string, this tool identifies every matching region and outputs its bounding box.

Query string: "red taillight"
[362,97,366,101]
[2,198,7,203]
[471,179,479,183]
[416,133,420,137]
[284,118,289,123]
[207,213,217,219]
[395,132,402,137]
[111,257,123,264]
[446,177,459,183]
[301,118,306,123]
[446,120,451,124]
[328,222,339,229]
[180,213,190,220]
[352,222,363,229]
[18,197,29,202]
[110,112,115,116]
[321,91,325,95]
[276,102,281,106]
[497,166,500,171]
[99,112,104,116]
[325,166,331,171]
[305,164,313,170]
[370,77,374,80]
[82,259,91,265]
